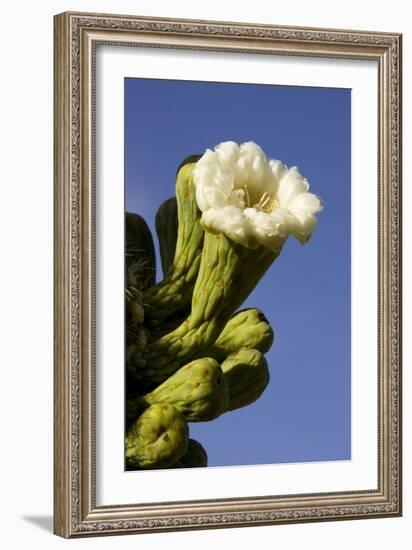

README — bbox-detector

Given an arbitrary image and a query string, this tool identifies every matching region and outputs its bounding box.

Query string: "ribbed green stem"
[132,232,280,385]
[143,162,204,326]
[155,197,178,276]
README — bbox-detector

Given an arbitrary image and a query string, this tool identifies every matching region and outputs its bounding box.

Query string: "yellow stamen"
[243,185,251,207]
[259,192,271,209]
[241,185,278,213]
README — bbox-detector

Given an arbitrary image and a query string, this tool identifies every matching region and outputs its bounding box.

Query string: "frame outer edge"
[394,33,402,516]
[53,12,72,539]
[52,11,402,537]
[399,33,403,517]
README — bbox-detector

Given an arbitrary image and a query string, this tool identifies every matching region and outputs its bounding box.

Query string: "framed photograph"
[53,11,402,538]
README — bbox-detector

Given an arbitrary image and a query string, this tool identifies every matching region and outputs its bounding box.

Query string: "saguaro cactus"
[125,141,323,470]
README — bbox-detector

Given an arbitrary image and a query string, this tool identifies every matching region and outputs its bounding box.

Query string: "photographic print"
[54,12,401,537]
[124,78,350,470]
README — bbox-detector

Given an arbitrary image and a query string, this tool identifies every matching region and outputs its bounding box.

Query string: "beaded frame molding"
[53,11,402,538]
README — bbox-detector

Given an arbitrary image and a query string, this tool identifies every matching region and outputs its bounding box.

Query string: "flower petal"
[200,206,260,249]
[269,159,287,195]
[288,192,323,218]
[244,207,290,251]
[233,142,274,194]
[269,159,287,181]
[287,192,323,243]
[288,215,319,244]
[227,188,246,209]
[192,154,233,211]
[214,141,240,170]
[192,141,323,250]
[276,166,309,208]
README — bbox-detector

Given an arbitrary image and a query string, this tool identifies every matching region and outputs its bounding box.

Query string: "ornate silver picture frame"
[53,11,402,538]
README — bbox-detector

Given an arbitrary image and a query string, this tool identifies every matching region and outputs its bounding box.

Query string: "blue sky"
[125,77,351,467]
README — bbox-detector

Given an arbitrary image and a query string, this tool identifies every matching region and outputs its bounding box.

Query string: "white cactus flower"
[192,141,323,251]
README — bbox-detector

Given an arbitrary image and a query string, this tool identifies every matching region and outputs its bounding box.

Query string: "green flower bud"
[137,358,229,422]
[207,308,274,361]
[125,403,189,469]
[221,348,270,411]
[173,439,208,468]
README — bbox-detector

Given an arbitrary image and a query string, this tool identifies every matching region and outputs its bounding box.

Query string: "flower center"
[243,185,278,213]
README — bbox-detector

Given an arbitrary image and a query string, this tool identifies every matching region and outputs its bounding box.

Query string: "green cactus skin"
[125,403,189,469]
[143,159,204,327]
[125,212,156,291]
[132,232,279,385]
[221,348,270,412]
[155,197,178,277]
[148,309,190,339]
[173,439,208,468]
[206,308,274,361]
[125,213,154,358]
[132,358,229,422]
[125,396,143,429]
